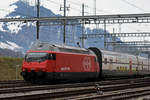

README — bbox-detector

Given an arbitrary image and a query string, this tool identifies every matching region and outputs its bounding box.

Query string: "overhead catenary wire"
[67,0,80,6]
[46,0,107,14]
[3,0,149,17]
[67,0,111,14]
[45,0,61,5]
[42,0,111,15]
[46,0,81,12]
[121,0,148,12]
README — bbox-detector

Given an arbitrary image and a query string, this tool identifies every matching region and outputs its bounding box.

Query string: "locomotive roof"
[30,42,93,55]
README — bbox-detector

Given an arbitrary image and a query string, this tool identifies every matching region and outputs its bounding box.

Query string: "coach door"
[129,59,132,74]
[148,60,150,71]
[109,58,113,71]
[136,56,139,75]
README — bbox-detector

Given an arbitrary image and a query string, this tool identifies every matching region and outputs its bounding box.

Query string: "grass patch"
[0,57,23,80]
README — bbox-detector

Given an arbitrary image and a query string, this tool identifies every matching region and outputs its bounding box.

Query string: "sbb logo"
[83,57,91,71]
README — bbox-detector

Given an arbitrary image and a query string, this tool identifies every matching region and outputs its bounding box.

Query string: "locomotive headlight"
[39,68,46,72]
[22,68,27,72]
[42,69,46,72]
[41,68,47,72]
[22,68,25,72]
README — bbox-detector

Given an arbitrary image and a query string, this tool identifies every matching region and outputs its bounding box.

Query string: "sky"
[1,0,149,17]
[0,0,150,41]
[42,0,150,15]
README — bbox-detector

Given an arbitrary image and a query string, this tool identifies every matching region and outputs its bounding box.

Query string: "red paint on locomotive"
[21,49,100,82]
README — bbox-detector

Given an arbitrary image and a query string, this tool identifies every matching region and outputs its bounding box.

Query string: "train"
[21,42,150,83]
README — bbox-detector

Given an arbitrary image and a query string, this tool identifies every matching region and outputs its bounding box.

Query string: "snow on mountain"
[2,22,26,34]
[0,41,22,51]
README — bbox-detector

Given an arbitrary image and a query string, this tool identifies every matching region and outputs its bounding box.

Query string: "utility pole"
[104,20,107,49]
[60,0,70,44]
[36,0,40,40]
[82,3,85,48]
[119,23,122,33]
[112,28,116,51]
[94,0,96,15]
[64,0,66,44]
[94,0,98,38]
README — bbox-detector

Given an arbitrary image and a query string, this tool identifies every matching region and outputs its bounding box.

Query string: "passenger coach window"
[48,53,56,60]
[104,58,107,64]
[110,59,113,64]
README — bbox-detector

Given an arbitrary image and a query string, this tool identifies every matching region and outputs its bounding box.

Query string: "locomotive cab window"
[25,52,49,62]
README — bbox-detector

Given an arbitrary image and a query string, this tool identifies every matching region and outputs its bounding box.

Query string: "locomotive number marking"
[83,57,91,71]
[61,67,70,71]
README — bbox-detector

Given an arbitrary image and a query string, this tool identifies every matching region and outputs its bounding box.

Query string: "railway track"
[1,77,150,100]
[0,80,24,84]
[62,87,150,100]
[0,80,33,88]
[0,77,139,88]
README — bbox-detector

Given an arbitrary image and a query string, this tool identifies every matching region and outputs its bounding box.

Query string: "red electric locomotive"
[21,42,150,83]
[21,42,100,82]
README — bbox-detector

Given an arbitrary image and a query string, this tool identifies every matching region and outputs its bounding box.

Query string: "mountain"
[0,1,62,55]
[0,0,119,57]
